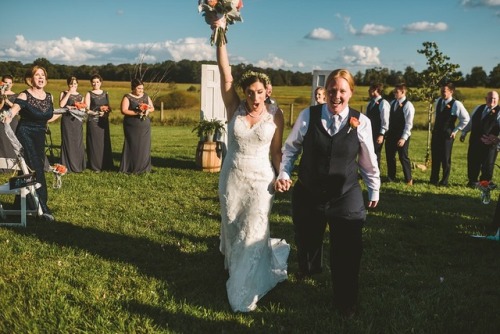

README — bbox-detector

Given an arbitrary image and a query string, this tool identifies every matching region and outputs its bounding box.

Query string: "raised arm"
[214,21,240,120]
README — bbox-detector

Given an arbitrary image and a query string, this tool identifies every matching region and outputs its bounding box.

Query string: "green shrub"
[156,90,199,110]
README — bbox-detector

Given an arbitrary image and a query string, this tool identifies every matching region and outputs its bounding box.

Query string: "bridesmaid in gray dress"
[84,74,114,172]
[59,76,86,173]
[119,79,154,174]
[0,75,19,160]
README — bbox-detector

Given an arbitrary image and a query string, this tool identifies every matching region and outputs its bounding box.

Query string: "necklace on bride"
[245,102,265,118]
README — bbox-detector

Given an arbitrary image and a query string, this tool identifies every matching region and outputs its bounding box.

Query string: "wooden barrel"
[195,141,222,172]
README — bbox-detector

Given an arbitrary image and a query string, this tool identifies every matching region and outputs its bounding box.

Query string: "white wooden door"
[201,64,227,149]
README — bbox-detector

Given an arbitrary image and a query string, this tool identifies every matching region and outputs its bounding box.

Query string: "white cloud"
[0,35,213,65]
[305,28,334,40]
[339,45,381,66]
[461,0,500,7]
[403,22,448,33]
[358,24,394,36]
[255,54,293,69]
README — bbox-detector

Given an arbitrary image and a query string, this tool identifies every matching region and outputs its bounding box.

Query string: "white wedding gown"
[218,102,290,312]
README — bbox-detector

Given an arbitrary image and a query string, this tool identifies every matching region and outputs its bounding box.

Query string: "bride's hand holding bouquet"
[198,0,243,46]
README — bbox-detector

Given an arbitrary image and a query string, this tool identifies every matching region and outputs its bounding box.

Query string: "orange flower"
[74,101,87,110]
[52,163,67,175]
[139,103,149,112]
[479,180,490,188]
[347,117,360,133]
[100,105,110,112]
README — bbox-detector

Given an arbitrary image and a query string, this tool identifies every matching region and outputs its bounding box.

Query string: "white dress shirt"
[434,98,470,133]
[278,104,380,201]
[368,97,390,136]
[390,98,415,141]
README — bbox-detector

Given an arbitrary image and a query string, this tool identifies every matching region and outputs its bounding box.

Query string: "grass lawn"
[0,114,499,332]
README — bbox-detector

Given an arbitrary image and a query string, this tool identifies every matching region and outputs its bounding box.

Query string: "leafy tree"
[488,64,500,88]
[466,66,488,87]
[415,41,461,165]
[403,66,419,87]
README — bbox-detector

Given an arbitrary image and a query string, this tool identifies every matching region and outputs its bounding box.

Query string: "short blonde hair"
[325,69,355,92]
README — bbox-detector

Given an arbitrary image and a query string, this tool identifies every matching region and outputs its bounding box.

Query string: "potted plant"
[192,118,226,142]
[193,118,226,172]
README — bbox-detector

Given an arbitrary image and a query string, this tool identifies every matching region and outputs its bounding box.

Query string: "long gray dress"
[86,91,113,171]
[0,93,19,161]
[60,92,86,173]
[118,94,151,174]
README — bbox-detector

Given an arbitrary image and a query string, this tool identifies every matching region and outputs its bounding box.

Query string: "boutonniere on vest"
[490,107,497,115]
[347,117,360,134]
[445,104,451,109]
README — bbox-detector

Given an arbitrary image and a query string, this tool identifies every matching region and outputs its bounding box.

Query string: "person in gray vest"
[275,69,380,317]
[430,82,469,186]
[460,91,500,187]
[366,83,390,167]
[385,83,415,185]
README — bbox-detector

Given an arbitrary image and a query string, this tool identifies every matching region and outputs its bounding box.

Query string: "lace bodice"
[225,102,278,164]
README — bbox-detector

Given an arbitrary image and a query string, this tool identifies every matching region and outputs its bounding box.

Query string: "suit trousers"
[385,136,412,182]
[467,142,498,183]
[430,134,454,185]
[292,181,363,310]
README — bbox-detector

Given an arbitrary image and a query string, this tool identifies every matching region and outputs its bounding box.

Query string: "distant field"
[41,79,492,129]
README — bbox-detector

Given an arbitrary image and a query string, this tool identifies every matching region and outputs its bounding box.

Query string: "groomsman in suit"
[366,83,390,167]
[275,69,380,317]
[429,82,470,186]
[460,91,500,187]
[385,83,415,185]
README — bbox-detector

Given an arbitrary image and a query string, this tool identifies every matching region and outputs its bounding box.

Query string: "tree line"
[0,58,499,88]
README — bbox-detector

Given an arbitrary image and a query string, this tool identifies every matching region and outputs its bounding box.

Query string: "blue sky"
[1,0,499,75]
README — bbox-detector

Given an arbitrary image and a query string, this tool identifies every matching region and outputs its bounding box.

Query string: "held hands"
[274,179,292,193]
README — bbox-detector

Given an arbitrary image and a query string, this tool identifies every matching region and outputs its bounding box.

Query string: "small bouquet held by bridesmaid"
[198,0,244,46]
[50,163,67,189]
[137,103,149,120]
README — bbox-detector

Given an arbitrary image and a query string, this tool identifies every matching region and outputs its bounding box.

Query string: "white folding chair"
[0,122,43,227]
[0,157,42,227]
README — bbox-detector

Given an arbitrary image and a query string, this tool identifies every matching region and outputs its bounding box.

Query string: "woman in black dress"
[1,66,58,221]
[59,76,86,173]
[84,74,113,172]
[119,79,154,174]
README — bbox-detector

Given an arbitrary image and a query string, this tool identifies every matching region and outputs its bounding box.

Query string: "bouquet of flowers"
[51,163,67,189]
[137,103,149,120]
[0,110,12,123]
[100,105,110,113]
[476,180,496,204]
[0,82,10,96]
[198,0,244,46]
[74,101,87,111]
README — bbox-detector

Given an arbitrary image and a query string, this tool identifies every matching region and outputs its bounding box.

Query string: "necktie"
[482,108,490,120]
[330,115,341,135]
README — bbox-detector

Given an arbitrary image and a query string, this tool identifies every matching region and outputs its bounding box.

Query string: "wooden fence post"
[160,102,164,122]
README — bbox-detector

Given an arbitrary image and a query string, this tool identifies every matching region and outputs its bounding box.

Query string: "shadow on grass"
[10,220,245,332]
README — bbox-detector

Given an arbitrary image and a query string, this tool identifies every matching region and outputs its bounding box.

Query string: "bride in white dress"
[213,19,290,312]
